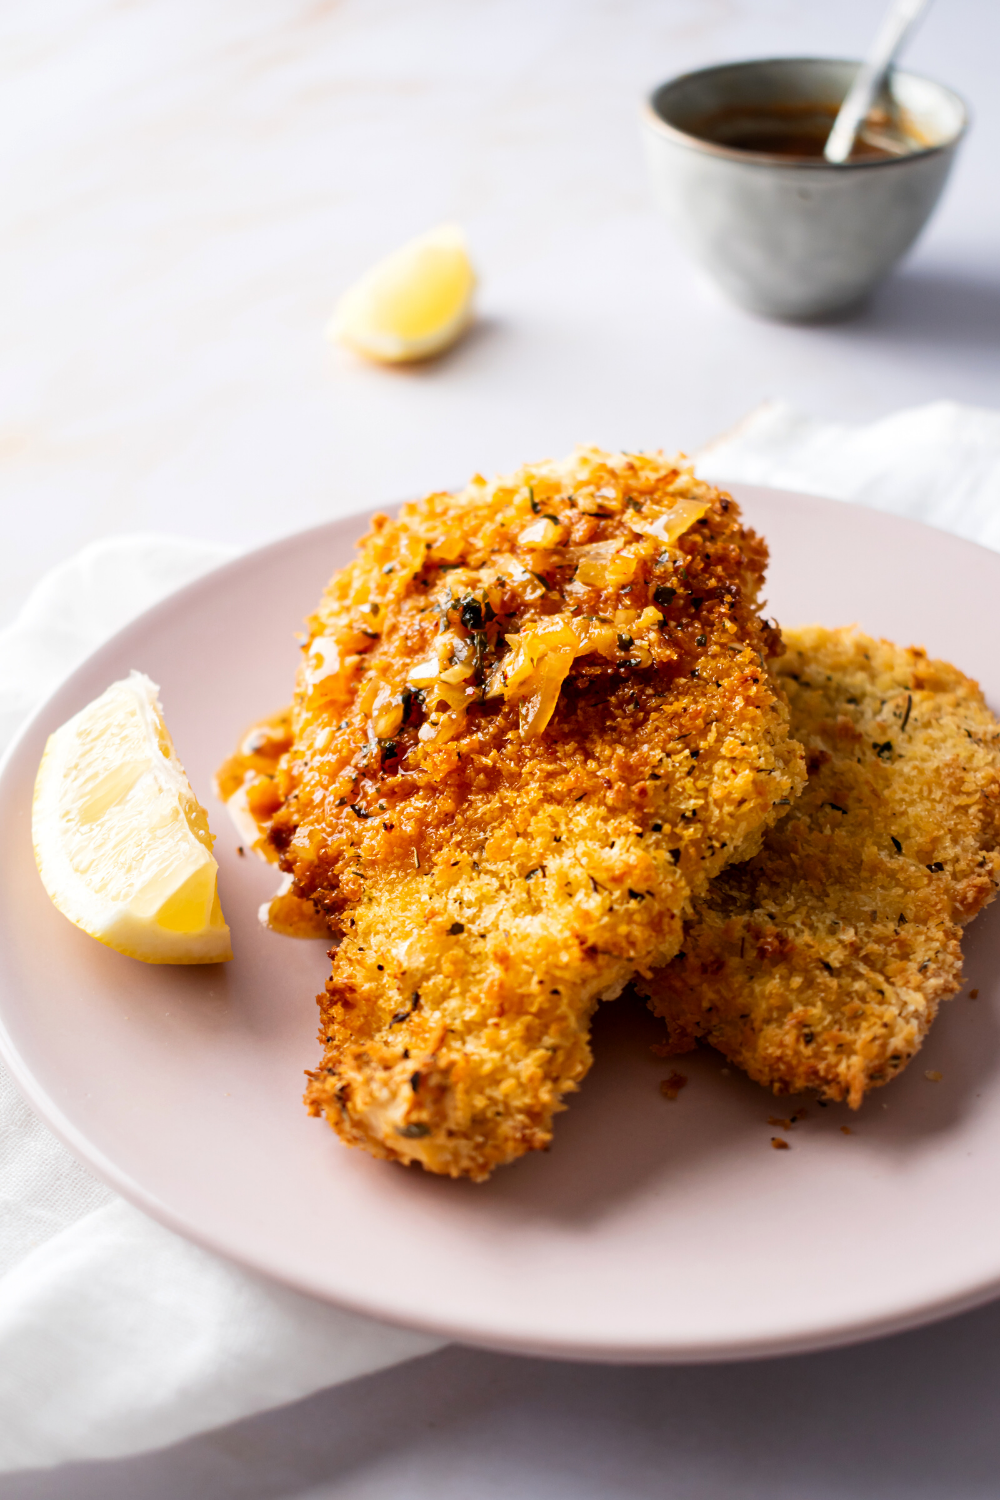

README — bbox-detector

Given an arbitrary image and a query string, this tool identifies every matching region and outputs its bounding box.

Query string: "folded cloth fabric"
[2,398,999,1471]
[696,398,1000,550]
[0,535,443,1474]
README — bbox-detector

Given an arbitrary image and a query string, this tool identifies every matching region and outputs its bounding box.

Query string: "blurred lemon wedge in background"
[330,224,476,363]
[32,672,232,965]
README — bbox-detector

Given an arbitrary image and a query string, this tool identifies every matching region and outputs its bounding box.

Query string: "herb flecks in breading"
[639,627,1000,1108]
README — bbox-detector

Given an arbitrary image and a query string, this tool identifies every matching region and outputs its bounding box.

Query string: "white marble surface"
[3,0,1000,628]
[3,0,1000,1494]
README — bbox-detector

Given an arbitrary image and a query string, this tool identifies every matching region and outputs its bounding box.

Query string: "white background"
[3,0,1000,1495]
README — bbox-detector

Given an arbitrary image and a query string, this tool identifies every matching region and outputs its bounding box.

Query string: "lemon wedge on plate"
[32,671,232,964]
[330,224,476,363]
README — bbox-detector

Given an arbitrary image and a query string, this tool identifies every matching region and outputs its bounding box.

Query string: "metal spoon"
[824,0,932,164]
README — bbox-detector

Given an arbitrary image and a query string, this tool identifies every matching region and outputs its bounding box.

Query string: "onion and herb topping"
[294,451,725,758]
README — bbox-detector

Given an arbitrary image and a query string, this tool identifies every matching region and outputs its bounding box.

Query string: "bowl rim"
[642,56,969,170]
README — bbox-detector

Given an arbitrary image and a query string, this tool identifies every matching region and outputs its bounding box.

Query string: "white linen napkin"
[2,398,999,1472]
[696,398,1000,547]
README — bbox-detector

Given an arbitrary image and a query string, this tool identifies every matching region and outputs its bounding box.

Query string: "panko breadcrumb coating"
[219,448,805,1179]
[639,627,1000,1107]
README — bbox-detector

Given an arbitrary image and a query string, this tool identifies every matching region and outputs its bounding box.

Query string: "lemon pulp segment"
[32,671,232,964]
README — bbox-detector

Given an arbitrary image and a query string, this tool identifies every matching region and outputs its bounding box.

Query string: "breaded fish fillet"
[639,627,1000,1107]
[222,449,804,1178]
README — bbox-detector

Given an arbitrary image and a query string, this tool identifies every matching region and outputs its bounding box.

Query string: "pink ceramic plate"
[2,485,1000,1362]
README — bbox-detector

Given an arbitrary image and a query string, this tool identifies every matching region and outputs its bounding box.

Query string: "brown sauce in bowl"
[690,101,914,161]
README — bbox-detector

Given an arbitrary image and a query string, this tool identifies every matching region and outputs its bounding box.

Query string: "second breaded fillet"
[639,627,1000,1107]
[223,449,805,1178]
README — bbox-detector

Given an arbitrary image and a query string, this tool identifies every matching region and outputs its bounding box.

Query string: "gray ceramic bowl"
[642,58,967,320]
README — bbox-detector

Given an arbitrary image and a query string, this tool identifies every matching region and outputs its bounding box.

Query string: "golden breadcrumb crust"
[639,627,1000,1107]
[222,448,805,1178]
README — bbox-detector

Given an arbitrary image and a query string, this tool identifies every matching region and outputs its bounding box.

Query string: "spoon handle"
[824,0,932,164]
